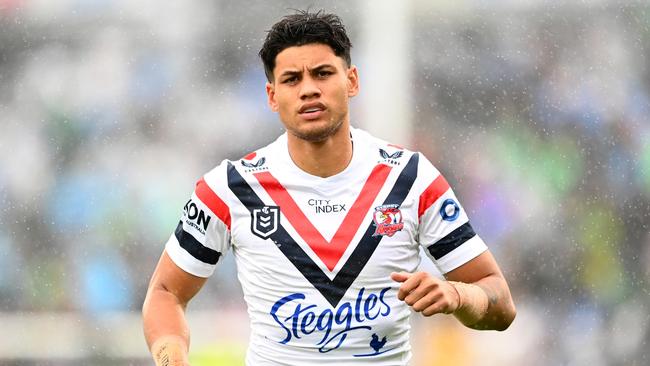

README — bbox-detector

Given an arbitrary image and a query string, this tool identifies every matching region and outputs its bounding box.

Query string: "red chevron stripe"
[254,164,392,271]
[418,174,450,218]
[196,177,231,230]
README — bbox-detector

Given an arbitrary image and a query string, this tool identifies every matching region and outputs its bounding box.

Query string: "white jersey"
[165,127,487,365]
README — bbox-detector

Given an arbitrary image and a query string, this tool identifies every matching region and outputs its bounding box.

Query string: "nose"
[299,76,321,100]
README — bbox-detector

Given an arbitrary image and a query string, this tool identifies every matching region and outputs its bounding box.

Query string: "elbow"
[495,302,517,331]
[476,299,516,331]
[142,294,151,319]
[142,290,157,335]
[493,284,517,331]
[142,283,166,320]
[142,283,157,317]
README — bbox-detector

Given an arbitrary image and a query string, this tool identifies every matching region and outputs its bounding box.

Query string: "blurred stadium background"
[1,0,649,365]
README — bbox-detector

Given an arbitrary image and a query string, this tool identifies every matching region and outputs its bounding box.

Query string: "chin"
[291,120,344,142]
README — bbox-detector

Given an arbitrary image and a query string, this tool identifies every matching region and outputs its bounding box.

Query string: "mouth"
[298,102,326,120]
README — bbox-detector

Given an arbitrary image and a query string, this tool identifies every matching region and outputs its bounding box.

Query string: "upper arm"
[165,168,233,279]
[147,250,208,307]
[416,156,488,273]
[444,250,503,283]
[148,169,232,306]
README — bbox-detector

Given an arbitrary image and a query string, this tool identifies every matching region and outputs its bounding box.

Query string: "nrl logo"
[251,205,279,239]
[372,204,404,237]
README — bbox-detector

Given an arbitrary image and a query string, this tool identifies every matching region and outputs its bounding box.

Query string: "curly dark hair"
[259,10,352,82]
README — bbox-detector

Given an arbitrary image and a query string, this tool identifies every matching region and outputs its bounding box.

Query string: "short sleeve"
[416,156,487,274]
[165,169,232,278]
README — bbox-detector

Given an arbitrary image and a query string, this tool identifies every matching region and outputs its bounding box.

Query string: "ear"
[347,65,359,97]
[266,82,279,112]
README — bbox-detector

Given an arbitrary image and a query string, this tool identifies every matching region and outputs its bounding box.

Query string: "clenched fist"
[390,271,461,316]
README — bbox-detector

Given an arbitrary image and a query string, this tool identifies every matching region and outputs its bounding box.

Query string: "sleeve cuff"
[165,235,216,278]
[435,235,488,274]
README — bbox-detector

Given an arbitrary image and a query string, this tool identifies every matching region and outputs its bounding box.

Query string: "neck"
[287,123,353,178]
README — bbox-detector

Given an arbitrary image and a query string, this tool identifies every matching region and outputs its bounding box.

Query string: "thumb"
[390,271,412,283]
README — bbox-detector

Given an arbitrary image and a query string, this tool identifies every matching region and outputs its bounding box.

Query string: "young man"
[143,10,516,366]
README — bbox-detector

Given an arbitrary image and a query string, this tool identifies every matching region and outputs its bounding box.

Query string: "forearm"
[450,275,516,331]
[142,287,191,365]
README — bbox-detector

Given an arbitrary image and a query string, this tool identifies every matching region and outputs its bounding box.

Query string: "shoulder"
[353,128,411,161]
[202,134,285,186]
[353,127,439,173]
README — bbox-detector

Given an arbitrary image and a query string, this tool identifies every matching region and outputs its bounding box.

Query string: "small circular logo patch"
[439,199,460,221]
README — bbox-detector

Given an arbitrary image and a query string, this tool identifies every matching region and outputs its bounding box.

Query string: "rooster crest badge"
[372,204,404,237]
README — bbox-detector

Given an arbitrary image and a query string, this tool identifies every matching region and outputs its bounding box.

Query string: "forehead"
[274,43,345,72]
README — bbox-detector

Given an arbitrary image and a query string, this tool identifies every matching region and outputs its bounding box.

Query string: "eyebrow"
[278,63,336,78]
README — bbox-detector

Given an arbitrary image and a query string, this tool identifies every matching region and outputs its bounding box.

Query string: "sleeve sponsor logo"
[183,199,212,235]
[439,198,460,221]
[269,287,395,355]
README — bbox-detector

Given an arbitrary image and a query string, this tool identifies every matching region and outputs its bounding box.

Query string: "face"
[266,43,359,142]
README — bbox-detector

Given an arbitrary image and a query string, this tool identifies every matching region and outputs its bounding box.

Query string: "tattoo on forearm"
[156,345,171,366]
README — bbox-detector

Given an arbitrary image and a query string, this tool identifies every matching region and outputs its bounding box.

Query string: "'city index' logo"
[270,287,392,354]
[183,199,211,235]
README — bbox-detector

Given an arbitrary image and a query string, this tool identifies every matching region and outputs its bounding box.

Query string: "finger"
[422,301,445,317]
[410,291,440,312]
[396,273,424,301]
[390,271,411,283]
[405,283,440,307]
[421,292,457,316]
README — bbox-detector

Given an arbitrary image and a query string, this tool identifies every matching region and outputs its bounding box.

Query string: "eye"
[317,70,333,78]
[282,76,298,84]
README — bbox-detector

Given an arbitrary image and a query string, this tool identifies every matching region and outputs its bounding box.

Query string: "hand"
[390,271,461,316]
